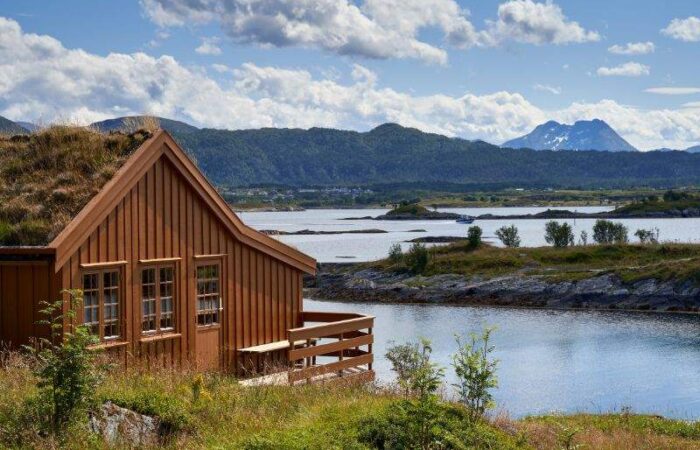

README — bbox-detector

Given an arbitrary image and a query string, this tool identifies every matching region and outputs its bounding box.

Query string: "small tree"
[635,227,660,244]
[592,219,628,245]
[388,243,403,265]
[404,242,429,274]
[579,230,589,246]
[26,290,102,435]
[467,226,482,248]
[452,328,499,422]
[495,225,520,248]
[544,221,574,248]
[385,338,444,400]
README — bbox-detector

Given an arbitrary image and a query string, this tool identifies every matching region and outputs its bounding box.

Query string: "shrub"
[388,243,403,265]
[635,228,660,244]
[452,328,499,423]
[404,243,429,274]
[544,221,575,248]
[495,225,520,248]
[579,230,589,246]
[592,220,628,245]
[385,338,443,399]
[467,226,482,248]
[25,290,102,435]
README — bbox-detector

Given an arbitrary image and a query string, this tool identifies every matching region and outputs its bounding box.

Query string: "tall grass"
[0,126,152,245]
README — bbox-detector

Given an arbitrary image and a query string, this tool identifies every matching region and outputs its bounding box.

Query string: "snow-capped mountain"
[503,119,638,152]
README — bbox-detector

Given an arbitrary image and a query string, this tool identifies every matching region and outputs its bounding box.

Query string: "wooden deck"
[239,311,375,386]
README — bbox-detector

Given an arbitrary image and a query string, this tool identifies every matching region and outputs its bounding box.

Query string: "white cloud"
[645,87,700,95]
[139,0,599,64]
[608,41,655,55]
[597,62,650,77]
[195,37,222,55]
[683,101,700,109]
[662,16,700,42]
[533,84,561,95]
[483,0,600,45]
[1,17,697,151]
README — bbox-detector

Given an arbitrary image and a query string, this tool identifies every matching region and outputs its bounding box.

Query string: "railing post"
[338,332,344,377]
[368,326,373,371]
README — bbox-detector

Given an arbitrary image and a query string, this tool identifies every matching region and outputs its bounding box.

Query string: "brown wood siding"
[0,261,54,347]
[49,153,305,372]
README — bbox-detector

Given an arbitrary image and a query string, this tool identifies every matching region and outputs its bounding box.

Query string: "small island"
[374,203,461,220]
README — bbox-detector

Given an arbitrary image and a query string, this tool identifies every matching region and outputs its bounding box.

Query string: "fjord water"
[244,208,700,418]
[306,298,700,419]
[241,206,700,262]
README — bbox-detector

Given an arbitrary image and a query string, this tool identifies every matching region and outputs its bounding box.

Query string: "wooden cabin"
[0,128,373,383]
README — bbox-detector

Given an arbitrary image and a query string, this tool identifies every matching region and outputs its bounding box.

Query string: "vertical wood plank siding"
[43,154,306,372]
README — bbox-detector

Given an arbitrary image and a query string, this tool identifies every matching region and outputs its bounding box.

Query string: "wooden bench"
[238,339,317,375]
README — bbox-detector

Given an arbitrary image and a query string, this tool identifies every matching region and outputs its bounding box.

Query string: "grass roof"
[0,126,153,246]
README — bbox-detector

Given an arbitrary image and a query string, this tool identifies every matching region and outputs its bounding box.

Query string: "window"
[81,269,121,341]
[141,265,176,333]
[196,264,220,326]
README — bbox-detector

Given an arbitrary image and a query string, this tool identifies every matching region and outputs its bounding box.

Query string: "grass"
[0,351,697,449]
[0,124,154,246]
[371,242,700,284]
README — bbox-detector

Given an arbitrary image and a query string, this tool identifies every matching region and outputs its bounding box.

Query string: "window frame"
[140,264,177,335]
[195,261,223,328]
[81,267,123,342]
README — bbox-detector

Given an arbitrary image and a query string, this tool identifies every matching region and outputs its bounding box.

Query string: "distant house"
[0,128,373,382]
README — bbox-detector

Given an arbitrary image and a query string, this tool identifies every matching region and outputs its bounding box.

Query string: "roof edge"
[51,129,317,274]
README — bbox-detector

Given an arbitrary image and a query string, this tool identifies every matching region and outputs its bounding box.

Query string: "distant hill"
[0,116,29,134]
[91,116,199,134]
[687,145,700,153]
[503,119,637,152]
[15,121,39,132]
[75,116,700,189]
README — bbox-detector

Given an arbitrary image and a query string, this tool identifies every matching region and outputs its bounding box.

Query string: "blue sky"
[1,0,699,149]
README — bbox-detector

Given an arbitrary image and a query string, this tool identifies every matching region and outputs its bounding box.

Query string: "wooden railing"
[287,311,374,385]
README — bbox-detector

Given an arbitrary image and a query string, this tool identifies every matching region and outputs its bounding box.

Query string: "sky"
[0,0,699,150]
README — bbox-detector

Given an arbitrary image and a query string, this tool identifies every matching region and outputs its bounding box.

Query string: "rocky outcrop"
[89,402,162,447]
[307,265,700,312]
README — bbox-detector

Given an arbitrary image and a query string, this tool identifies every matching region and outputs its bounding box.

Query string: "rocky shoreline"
[306,264,700,312]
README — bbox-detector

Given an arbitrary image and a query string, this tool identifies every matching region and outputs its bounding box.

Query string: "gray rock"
[89,402,161,447]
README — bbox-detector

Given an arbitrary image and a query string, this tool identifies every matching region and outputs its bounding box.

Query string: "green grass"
[372,242,700,284]
[0,353,698,449]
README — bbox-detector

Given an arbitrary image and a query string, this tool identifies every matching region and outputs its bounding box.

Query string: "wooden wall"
[0,260,55,348]
[54,153,304,372]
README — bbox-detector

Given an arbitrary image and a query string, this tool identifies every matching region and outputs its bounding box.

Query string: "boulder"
[89,401,161,447]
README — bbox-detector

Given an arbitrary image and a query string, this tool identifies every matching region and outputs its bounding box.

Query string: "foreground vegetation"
[0,295,696,449]
[0,351,697,449]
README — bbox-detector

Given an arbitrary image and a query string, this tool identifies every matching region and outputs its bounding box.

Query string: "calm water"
[241,206,700,262]
[306,298,700,419]
[243,208,700,418]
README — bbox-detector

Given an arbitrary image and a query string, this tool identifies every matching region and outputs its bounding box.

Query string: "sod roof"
[0,126,153,246]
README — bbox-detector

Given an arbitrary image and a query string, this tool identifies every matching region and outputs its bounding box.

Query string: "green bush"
[495,225,520,248]
[592,220,628,245]
[452,328,499,423]
[404,243,429,274]
[544,221,574,248]
[635,228,660,244]
[388,243,404,265]
[25,290,102,435]
[467,226,482,248]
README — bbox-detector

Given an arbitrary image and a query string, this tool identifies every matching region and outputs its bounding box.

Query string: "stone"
[89,401,161,447]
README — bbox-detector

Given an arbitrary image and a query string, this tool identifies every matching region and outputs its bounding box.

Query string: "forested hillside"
[167,123,700,189]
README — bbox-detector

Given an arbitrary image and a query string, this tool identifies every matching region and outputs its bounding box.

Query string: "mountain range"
[4,114,700,189]
[503,119,638,152]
